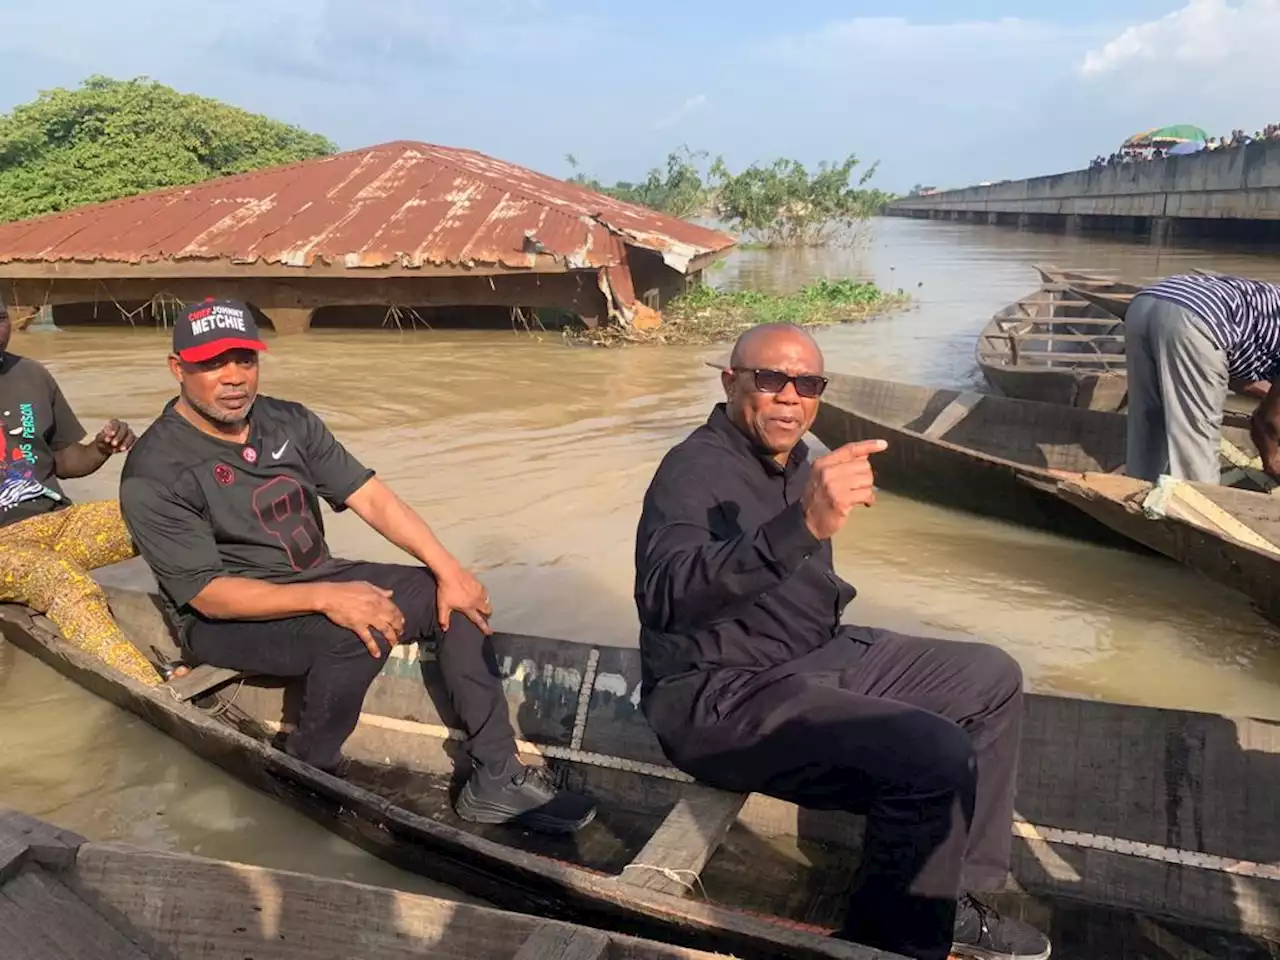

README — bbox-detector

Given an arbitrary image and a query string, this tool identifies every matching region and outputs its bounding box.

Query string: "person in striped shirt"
[1124,273,1280,483]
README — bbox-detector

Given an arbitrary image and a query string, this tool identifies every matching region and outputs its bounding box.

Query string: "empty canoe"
[976,287,1127,411]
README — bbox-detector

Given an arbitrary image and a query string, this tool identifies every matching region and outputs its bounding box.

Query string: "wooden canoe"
[4,565,1280,960]
[0,806,731,960]
[976,287,1128,411]
[809,371,1260,547]
[1046,472,1280,627]
[1032,264,1145,320]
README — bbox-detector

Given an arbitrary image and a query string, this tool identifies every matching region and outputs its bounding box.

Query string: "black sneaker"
[454,759,596,834]
[952,893,1051,960]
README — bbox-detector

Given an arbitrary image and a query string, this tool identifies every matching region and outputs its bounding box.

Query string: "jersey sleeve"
[299,407,375,510]
[44,370,86,451]
[119,474,225,609]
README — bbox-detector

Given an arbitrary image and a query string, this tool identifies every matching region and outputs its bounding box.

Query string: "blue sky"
[2,0,1277,194]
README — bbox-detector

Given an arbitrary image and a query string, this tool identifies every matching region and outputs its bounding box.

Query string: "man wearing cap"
[119,299,597,834]
[0,294,158,686]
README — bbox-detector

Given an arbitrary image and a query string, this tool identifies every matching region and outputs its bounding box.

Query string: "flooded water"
[3,217,1280,893]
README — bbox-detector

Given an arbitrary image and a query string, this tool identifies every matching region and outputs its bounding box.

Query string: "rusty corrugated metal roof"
[0,141,737,276]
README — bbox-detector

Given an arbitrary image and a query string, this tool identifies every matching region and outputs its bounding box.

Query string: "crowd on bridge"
[1089,123,1280,169]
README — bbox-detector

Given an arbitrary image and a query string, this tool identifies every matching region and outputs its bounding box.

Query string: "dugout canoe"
[3,561,1280,960]
[1033,263,1145,320]
[808,370,1260,548]
[0,807,729,960]
[976,287,1127,411]
[1042,472,1280,628]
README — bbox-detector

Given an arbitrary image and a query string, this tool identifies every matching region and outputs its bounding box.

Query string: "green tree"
[564,147,712,219]
[708,154,895,246]
[0,75,337,222]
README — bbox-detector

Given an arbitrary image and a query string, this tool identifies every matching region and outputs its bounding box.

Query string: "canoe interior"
[978,290,1125,371]
[818,371,1130,474]
[1032,264,1145,321]
[816,371,1258,482]
[0,807,728,960]
[1033,264,1147,298]
[976,289,1129,411]
[3,557,1276,960]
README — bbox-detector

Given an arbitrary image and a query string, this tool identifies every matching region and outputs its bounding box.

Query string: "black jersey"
[0,354,87,526]
[120,396,375,624]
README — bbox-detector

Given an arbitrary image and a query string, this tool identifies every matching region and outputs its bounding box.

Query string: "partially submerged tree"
[708,154,894,247]
[0,75,336,222]
[565,147,895,247]
[566,146,711,219]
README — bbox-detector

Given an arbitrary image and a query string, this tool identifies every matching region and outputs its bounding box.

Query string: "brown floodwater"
[2,217,1280,894]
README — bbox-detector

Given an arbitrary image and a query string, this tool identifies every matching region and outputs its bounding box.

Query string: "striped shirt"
[1140,274,1280,383]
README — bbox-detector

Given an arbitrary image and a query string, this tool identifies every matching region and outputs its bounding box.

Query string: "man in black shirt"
[633,324,1050,960]
[120,299,595,835]
[0,294,158,687]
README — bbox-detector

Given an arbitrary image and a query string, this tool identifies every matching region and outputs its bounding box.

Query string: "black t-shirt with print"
[119,395,375,627]
[0,354,87,527]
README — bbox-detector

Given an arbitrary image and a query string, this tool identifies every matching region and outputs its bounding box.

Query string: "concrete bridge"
[887,139,1280,243]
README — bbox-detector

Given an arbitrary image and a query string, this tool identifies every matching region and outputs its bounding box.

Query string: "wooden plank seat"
[920,391,983,439]
[163,663,254,702]
[618,784,750,898]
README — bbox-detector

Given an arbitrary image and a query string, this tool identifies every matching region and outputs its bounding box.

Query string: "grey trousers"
[1124,293,1228,483]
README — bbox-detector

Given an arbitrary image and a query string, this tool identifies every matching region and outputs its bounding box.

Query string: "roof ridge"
[0,140,737,275]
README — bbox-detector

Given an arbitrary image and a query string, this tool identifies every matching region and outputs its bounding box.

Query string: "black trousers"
[643,627,1023,960]
[185,562,517,772]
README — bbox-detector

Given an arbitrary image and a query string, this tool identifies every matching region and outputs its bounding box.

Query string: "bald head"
[722,322,826,464]
[729,322,823,372]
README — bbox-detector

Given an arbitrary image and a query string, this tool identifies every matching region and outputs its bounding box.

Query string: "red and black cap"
[174,298,268,362]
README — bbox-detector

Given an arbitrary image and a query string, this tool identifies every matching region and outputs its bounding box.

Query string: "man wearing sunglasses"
[633,323,1050,960]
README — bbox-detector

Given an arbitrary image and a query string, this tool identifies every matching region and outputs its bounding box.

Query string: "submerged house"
[0,140,737,334]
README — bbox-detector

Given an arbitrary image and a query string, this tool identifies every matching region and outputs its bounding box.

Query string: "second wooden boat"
[810,370,1280,625]
[3,565,1279,960]
[0,806,728,960]
[976,287,1127,411]
[809,370,1259,546]
[1042,472,1280,627]
[1033,263,1144,319]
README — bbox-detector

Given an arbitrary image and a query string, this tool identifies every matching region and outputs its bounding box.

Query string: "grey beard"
[188,391,254,427]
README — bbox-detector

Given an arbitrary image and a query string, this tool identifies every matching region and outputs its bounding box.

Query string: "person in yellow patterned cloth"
[0,295,159,686]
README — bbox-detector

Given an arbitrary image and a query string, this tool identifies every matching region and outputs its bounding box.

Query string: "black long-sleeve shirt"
[633,404,857,696]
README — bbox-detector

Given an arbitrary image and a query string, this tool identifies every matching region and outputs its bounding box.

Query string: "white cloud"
[653,94,707,131]
[1080,0,1280,76]
[1077,0,1280,140]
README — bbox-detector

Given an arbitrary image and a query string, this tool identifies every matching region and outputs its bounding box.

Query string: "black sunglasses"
[733,367,828,398]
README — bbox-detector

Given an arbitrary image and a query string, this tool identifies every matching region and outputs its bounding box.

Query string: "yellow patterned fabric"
[0,500,160,686]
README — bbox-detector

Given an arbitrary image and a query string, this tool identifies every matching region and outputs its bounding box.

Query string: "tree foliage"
[566,148,895,247]
[708,154,894,246]
[567,147,709,220]
[0,76,337,222]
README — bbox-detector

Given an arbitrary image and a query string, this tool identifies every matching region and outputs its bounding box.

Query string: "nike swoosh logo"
[271,440,290,459]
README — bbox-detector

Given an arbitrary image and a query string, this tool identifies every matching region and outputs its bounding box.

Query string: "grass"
[565,278,910,346]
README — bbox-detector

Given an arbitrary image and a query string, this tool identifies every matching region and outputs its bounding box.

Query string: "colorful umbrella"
[1167,140,1205,156]
[1124,124,1210,147]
